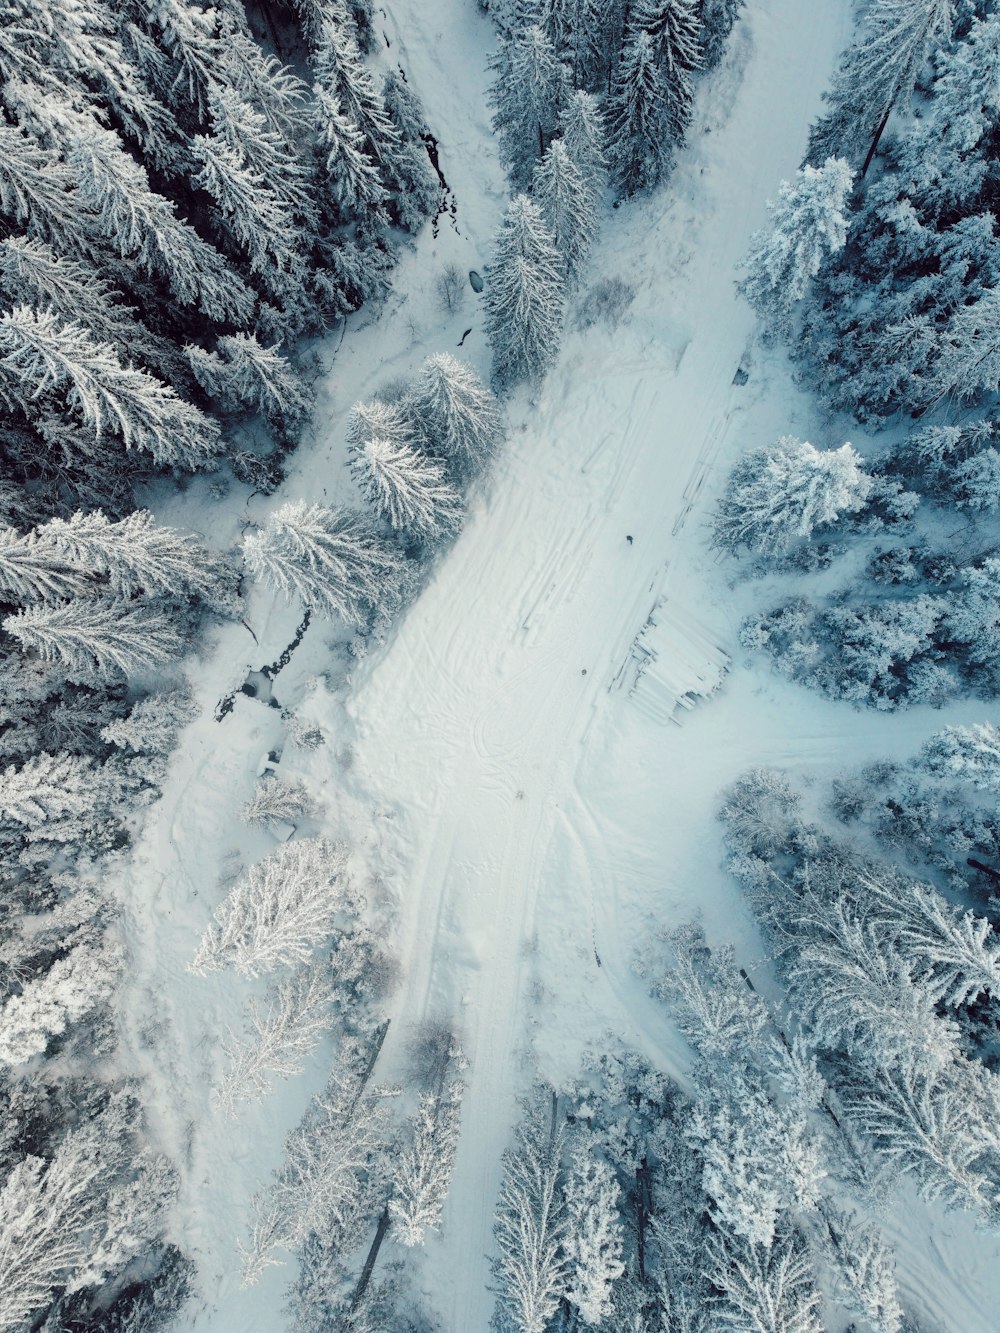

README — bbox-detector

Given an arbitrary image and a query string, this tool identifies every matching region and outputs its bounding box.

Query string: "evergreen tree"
[606,30,672,194]
[787,898,961,1075]
[0,124,96,260]
[821,1209,904,1333]
[532,138,599,283]
[713,438,871,554]
[191,837,354,977]
[3,597,185,682]
[922,285,1000,406]
[0,751,100,827]
[492,1095,567,1333]
[0,307,223,470]
[65,118,256,324]
[37,508,236,610]
[0,525,91,603]
[489,24,568,189]
[0,939,121,1067]
[408,354,505,479]
[558,89,607,192]
[634,0,702,139]
[312,14,399,169]
[920,722,1000,793]
[563,1150,625,1325]
[737,158,854,327]
[841,1059,1000,1220]
[241,1037,391,1283]
[892,13,1000,216]
[243,501,412,627]
[242,774,316,827]
[0,238,178,380]
[192,134,305,290]
[351,435,463,540]
[810,0,955,172]
[186,334,313,429]
[708,1228,823,1333]
[699,0,745,69]
[484,195,567,386]
[314,88,390,217]
[389,1075,464,1246]
[216,965,334,1114]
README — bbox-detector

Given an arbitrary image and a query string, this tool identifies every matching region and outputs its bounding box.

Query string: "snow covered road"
[341,1,863,1325]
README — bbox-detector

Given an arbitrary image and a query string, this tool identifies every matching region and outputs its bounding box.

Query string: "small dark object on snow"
[581,668,587,675]
[457,328,472,347]
[469,269,484,292]
[626,534,633,544]
[732,365,749,386]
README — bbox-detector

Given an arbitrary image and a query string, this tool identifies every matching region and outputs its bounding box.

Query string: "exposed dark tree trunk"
[860,102,893,178]
[350,1206,391,1309]
[968,857,1000,886]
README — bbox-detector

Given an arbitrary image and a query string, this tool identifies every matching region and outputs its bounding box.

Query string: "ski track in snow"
[109,0,1000,1330]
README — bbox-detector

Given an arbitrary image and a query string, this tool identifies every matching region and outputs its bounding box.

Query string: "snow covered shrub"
[435,264,466,314]
[714,438,872,555]
[577,276,635,330]
[242,774,316,827]
[191,837,356,977]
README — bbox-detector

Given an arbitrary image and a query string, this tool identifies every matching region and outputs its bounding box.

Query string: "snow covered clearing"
[110,1,1000,1330]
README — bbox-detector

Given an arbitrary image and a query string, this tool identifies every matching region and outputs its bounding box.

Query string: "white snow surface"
[112,1,1000,1330]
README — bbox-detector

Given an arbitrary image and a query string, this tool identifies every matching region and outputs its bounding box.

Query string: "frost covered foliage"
[0,1081,185,1332]
[191,837,357,976]
[737,158,854,332]
[488,1026,871,1333]
[0,4,435,514]
[721,764,1000,1228]
[713,438,872,554]
[792,7,1000,422]
[741,551,1000,709]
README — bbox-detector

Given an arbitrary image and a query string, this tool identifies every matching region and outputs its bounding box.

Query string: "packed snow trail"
[342,1,868,1328]
[111,1,1000,1330]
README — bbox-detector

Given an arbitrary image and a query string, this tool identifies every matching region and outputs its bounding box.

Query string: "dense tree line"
[0,0,447,1326]
[480,0,746,386]
[724,3,1000,713]
[489,994,910,1333]
[722,757,1000,1232]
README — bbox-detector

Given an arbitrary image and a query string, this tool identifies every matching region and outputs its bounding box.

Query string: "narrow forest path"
[114,2,1000,1330]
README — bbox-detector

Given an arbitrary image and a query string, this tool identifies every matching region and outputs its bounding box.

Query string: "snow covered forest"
[3,0,1000,1330]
